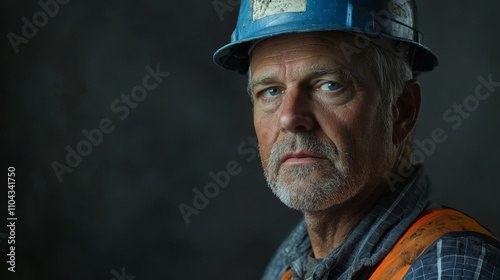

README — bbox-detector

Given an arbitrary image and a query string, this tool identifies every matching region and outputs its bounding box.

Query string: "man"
[213,0,500,279]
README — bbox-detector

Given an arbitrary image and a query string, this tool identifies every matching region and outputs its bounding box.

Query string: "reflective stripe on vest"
[279,208,497,280]
[280,268,293,280]
[369,208,498,279]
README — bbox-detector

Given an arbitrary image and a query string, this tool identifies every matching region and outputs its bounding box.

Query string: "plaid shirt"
[261,166,500,279]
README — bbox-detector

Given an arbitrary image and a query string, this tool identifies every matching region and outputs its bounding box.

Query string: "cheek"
[317,105,360,143]
[254,111,276,162]
[348,93,384,137]
[318,102,380,158]
[353,105,393,162]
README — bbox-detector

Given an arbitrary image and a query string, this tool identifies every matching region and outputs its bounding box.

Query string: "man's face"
[249,32,397,211]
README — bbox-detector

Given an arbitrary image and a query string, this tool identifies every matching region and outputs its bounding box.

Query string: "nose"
[279,88,315,133]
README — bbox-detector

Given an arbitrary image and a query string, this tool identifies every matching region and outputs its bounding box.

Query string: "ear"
[392,79,421,146]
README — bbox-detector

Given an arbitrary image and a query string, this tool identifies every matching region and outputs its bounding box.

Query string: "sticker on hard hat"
[252,0,307,21]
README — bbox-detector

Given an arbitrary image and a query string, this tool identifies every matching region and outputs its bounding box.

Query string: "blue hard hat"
[213,0,438,73]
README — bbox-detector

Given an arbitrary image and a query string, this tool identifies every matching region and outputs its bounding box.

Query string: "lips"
[280,151,327,165]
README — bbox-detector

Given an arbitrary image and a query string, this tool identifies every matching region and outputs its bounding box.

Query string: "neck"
[303,181,388,259]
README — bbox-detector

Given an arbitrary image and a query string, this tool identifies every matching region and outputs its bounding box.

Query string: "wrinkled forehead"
[250,31,402,62]
[249,32,371,84]
[248,31,404,89]
[250,31,355,62]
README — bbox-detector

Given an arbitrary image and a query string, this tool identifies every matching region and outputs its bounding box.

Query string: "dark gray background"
[1,1,499,279]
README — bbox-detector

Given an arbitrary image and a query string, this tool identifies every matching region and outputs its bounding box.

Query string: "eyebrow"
[248,65,354,95]
[308,65,354,82]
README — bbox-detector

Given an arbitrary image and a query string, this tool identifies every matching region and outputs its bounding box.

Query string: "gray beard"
[263,134,355,211]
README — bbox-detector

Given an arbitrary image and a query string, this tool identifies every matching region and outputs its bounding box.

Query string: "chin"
[270,177,361,212]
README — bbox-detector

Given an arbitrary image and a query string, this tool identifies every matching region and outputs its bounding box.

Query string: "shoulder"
[404,231,500,279]
[261,219,308,280]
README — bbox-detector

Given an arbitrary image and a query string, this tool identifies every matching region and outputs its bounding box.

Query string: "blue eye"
[319,82,343,91]
[262,87,283,97]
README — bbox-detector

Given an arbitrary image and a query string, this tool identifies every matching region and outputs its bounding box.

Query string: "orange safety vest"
[280,208,498,280]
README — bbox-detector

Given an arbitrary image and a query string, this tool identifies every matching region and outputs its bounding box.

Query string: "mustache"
[267,134,339,172]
